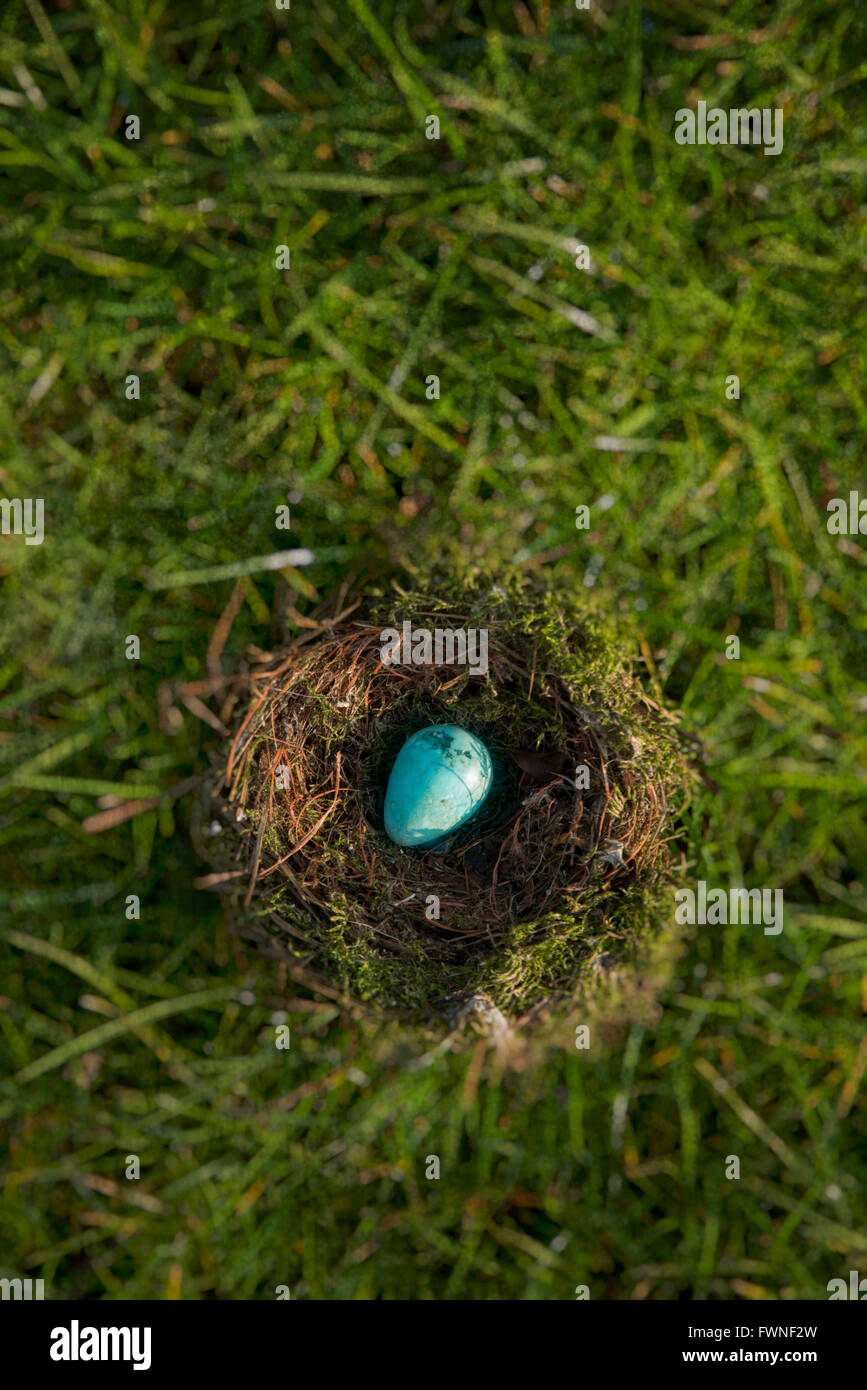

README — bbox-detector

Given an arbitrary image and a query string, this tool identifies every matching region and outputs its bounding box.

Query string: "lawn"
[0,0,865,1300]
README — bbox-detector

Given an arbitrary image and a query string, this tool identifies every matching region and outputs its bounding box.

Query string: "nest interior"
[196,578,691,1017]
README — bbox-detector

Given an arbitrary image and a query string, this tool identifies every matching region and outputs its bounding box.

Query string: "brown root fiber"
[193,571,693,1019]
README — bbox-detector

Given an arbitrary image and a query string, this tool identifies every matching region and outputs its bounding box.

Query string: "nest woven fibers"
[193,573,694,1021]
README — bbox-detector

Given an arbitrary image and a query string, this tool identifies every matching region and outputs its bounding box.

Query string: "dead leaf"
[509,748,570,780]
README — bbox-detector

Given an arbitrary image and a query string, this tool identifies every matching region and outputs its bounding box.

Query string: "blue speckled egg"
[383,725,493,848]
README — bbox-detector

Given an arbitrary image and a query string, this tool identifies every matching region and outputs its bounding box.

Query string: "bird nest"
[193,574,692,1018]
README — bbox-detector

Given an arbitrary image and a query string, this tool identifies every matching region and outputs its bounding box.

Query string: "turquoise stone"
[383,725,493,848]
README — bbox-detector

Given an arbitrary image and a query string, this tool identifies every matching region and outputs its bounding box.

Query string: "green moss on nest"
[195,567,694,1020]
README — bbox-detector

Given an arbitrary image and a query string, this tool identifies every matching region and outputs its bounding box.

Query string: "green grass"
[1,0,865,1299]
